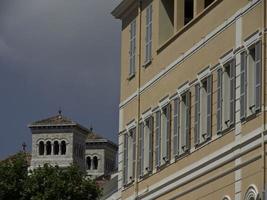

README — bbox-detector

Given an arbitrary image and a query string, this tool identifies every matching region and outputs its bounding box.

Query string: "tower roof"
[28,113,90,135]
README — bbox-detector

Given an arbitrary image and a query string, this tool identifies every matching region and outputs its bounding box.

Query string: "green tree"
[24,164,101,200]
[0,152,28,200]
[0,153,101,200]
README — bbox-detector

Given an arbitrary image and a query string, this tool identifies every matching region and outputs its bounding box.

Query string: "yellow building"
[112,0,266,199]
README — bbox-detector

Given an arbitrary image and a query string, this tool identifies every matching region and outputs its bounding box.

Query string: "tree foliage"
[0,153,101,200]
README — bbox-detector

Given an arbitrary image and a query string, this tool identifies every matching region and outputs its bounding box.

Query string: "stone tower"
[29,112,88,171]
[85,131,118,179]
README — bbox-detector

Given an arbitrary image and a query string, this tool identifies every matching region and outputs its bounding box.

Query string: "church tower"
[29,111,88,171]
[85,130,118,179]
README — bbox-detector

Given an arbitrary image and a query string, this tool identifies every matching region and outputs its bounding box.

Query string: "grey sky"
[0,0,121,159]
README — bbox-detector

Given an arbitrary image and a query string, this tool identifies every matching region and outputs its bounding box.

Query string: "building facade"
[29,113,88,170]
[29,112,118,181]
[112,0,267,199]
[85,132,118,179]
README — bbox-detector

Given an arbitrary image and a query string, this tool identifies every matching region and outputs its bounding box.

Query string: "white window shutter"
[173,98,179,156]
[129,20,136,76]
[240,52,247,120]
[217,68,223,133]
[155,111,161,168]
[148,117,153,171]
[194,84,200,145]
[255,41,261,112]
[123,134,128,185]
[230,60,236,125]
[138,123,144,177]
[207,76,212,139]
[132,129,136,180]
[166,104,171,161]
[185,91,191,149]
[145,4,152,63]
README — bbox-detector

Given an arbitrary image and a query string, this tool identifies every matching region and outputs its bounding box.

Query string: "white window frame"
[217,59,235,133]
[145,4,152,64]
[139,116,153,177]
[123,127,136,186]
[129,20,136,77]
[195,75,212,145]
[160,104,171,164]
[173,90,190,157]
[240,41,261,120]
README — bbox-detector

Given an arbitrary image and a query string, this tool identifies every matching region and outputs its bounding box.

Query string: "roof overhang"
[111,0,136,19]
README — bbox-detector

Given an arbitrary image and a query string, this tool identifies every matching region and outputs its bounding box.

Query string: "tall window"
[139,116,153,177]
[241,41,261,120]
[195,76,212,145]
[39,141,44,155]
[129,20,136,77]
[93,156,98,170]
[123,128,136,185]
[217,60,235,133]
[173,91,190,157]
[87,157,91,170]
[54,141,59,155]
[145,4,152,63]
[155,104,171,168]
[61,141,66,155]
[46,141,52,155]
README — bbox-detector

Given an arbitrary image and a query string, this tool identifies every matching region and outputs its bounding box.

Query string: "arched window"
[222,196,231,200]
[93,156,98,170]
[61,141,66,155]
[39,141,44,155]
[46,141,52,155]
[86,157,91,170]
[245,186,258,200]
[54,141,59,155]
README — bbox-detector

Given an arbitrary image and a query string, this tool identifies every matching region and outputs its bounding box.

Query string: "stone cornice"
[111,0,136,19]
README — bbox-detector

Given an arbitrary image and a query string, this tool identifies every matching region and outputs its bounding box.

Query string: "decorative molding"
[126,120,136,131]
[177,82,190,96]
[197,66,211,81]
[141,108,152,121]
[219,50,234,65]
[244,30,261,49]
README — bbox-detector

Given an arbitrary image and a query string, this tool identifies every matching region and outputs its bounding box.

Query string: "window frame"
[144,3,153,64]
[195,75,212,146]
[129,20,137,78]
[240,41,262,121]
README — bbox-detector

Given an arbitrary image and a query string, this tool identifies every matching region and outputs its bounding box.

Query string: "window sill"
[156,0,222,54]
[123,180,134,190]
[241,110,261,125]
[127,73,135,81]
[217,124,235,136]
[142,59,152,68]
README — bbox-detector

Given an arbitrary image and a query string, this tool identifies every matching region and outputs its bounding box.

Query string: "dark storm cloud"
[0,0,121,158]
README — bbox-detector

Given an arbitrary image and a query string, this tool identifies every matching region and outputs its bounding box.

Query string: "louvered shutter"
[255,41,261,112]
[185,91,191,149]
[240,52,247,120]
[132,129,136,180]
[155,111,161,168]
[148,117,153,171]
[145,4,152,63]
[123,134,128,185]
[194,84,200,145]
[217,68,223,133]
[230,60,236,125]
[166,104,171,161]
[173,98,179,156]
[207,76,212,139]
[138,123,144,177]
